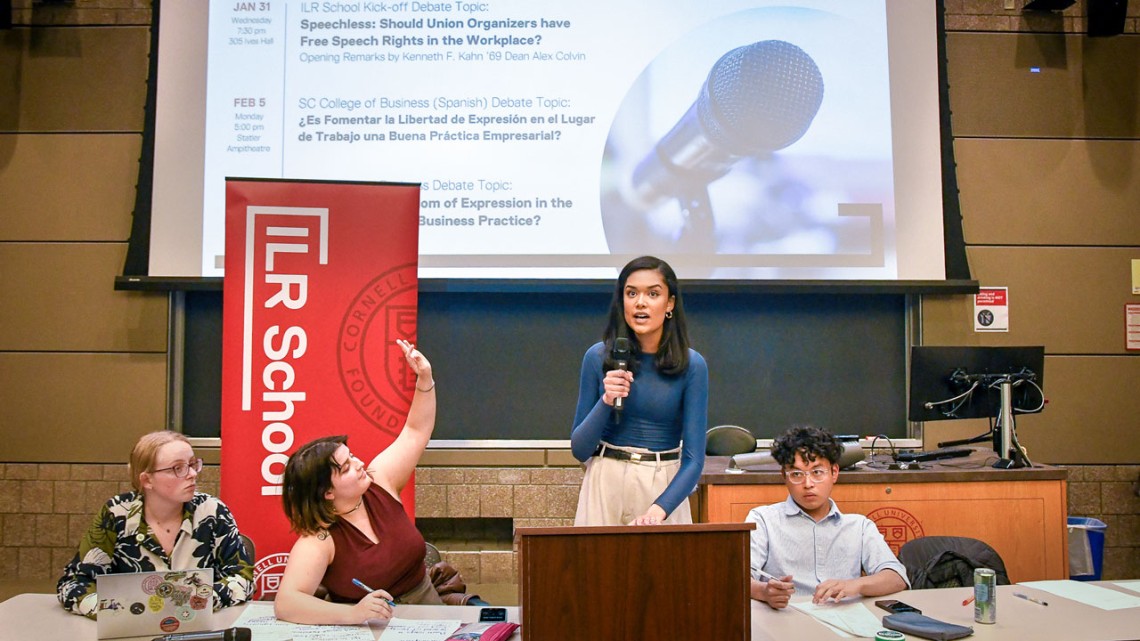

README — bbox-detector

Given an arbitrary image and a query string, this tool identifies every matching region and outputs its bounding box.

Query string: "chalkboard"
[179,289,907,440]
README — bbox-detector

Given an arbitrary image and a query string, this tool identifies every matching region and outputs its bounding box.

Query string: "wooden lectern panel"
[703,479,1068,582]
[516,523,754,641]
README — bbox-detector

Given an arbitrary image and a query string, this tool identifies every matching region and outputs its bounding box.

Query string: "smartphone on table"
[479,607,508,622]
[874,599,922,615]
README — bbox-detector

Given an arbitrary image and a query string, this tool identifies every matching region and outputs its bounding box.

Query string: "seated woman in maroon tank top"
[274,339,440,625]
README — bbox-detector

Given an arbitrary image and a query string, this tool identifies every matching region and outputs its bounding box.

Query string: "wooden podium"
[515,522,754,641]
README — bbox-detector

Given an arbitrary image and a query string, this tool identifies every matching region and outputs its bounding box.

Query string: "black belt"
[594,446,680,463]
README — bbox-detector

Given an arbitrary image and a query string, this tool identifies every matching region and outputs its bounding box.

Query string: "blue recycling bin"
[1068,517,1107,581]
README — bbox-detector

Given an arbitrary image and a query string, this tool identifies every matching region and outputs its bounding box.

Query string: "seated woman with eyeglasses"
[57,431,254,618]
[746,425,909,610]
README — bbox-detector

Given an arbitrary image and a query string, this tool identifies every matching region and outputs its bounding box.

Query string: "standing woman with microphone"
[570,255,708,526]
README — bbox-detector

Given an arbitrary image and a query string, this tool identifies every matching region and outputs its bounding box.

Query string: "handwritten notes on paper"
[377,618,463,641]
[229,603,470,641]
[230,602,378,641]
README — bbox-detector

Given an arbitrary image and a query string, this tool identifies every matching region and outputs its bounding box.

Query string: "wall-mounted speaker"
[1,0,12,30]
[1087,0,1129,37]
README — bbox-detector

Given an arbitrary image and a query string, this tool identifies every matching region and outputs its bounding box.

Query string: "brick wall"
[4,461,1136,582]
[0,462,220,582]
[0,461,583,584]
[1063,465,1140,579]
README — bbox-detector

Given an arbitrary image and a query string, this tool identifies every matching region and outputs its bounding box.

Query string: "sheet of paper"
[1019,580,1140,611]
[792,599,883,638]
[377,618,462,641]
[788,598,854,637]
[229,602,378,641]
[294,623,377,641]
[1113,580,1140,595]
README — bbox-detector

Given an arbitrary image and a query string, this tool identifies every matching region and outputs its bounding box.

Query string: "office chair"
[706,425,756,456]
[899,535,1011,589]
[240,533,256,565]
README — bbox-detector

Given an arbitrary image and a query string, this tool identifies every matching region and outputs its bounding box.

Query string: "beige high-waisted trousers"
[573,442,692,526]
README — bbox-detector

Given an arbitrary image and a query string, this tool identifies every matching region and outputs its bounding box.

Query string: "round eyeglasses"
[784,468,830,484]
[152,457,204,478]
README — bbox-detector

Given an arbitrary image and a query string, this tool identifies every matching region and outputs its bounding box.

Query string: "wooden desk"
[700,455,1069,582]
[751,583,1140,641]
[0,595,516,641]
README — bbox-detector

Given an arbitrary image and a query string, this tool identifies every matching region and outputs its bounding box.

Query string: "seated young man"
[746,425,909,609]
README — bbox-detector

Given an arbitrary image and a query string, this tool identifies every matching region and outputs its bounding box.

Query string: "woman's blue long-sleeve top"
[570,342,708,517]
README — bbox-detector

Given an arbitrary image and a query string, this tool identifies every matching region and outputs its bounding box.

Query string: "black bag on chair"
[900,536,1011,589]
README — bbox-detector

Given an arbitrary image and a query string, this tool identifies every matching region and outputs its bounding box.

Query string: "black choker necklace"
[340,498,364,515]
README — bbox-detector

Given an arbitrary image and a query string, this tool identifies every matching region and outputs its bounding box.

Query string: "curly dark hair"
[770,425,843,468]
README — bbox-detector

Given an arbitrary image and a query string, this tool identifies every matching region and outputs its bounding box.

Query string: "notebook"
[95,569,215,639]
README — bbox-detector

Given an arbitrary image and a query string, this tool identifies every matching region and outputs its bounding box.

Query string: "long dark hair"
[601,255,690,375]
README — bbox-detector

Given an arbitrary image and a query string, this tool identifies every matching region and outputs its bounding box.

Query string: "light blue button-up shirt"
[746,495,909,595]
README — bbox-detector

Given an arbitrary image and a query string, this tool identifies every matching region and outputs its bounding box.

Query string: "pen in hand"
[1014,592,1048,606]
[351,578,396,606]
[756,565,784,581]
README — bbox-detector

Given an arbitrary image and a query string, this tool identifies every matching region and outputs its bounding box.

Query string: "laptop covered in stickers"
[95,569,214,639]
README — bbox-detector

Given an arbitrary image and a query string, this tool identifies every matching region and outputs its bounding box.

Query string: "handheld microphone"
[626,40,824,213]
[152,628,251,641]
[611,335,632,420]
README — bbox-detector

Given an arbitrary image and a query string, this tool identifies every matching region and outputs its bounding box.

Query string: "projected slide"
[154,0,944,280]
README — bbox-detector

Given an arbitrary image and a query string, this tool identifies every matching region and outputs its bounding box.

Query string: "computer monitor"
[908,345,1045,468]
[908,346,1045,422]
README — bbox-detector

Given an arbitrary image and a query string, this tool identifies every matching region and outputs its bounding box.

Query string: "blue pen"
[351,578,396,607]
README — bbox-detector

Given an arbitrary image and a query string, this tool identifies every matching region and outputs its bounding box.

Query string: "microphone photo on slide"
[625,40,824,215]
[598,6,897,278]
[603,39,823,260]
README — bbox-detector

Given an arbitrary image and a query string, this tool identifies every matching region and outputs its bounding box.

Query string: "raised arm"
[368,340,436,496]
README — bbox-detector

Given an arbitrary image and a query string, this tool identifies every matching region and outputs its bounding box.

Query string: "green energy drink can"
[974,567,997,624]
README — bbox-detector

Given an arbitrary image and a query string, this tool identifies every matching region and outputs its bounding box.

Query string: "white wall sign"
[974,287,1009,333]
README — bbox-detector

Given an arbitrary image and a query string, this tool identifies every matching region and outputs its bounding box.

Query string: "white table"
[750,583,1140,641]
[6,583,1138,641]
[0,594,516,641]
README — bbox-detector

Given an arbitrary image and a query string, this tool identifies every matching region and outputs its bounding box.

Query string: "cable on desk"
[864,434,898,470]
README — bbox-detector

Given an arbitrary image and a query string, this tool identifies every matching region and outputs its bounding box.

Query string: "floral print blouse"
[57,491,254,618]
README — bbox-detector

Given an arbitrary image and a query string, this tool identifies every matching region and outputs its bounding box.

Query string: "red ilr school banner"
[220,178,421,599]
